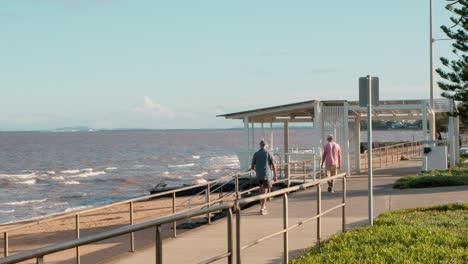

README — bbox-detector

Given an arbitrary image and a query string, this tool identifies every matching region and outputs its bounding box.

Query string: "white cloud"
[135,96,174,118]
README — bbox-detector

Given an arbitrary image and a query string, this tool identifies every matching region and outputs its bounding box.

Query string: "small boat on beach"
[149,177,259,197]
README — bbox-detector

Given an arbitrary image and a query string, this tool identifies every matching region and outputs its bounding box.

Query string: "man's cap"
[327,134,334,141]
[259,140,267,146]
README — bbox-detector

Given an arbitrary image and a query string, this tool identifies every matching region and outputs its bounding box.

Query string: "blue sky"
[0,0,456,130]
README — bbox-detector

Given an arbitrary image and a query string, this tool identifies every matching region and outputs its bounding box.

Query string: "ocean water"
[0,129,422,224]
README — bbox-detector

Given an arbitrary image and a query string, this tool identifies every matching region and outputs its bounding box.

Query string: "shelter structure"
[218,98,460,175]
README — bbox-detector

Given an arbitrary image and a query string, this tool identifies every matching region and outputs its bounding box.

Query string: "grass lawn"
[290,203,468,264]
[393,154,468,189]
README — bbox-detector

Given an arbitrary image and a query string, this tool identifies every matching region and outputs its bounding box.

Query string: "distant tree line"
[360,120,422,130]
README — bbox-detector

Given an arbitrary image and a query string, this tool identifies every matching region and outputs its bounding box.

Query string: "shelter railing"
[0,173,347,264]
[358,141,422,170]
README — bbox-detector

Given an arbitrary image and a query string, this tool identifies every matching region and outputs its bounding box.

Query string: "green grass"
[290,203,468,264]
[393,154,468,189]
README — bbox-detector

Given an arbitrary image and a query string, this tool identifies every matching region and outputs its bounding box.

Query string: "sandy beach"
[0,192,233,264]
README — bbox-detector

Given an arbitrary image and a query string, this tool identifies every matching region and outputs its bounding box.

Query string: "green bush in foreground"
[290,203,468,264]
[393,159,468,189]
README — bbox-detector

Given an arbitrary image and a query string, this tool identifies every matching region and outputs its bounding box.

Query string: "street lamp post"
[429,0,436,140]
[430,0,434,108]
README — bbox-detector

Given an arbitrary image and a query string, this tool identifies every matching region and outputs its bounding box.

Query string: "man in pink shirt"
[321,135,341,192]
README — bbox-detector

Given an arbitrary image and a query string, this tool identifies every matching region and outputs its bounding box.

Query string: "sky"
[0,0,458,130]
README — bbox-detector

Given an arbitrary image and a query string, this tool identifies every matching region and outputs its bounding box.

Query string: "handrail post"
[75,214,80,264]
[206,183,211,224]
[172,192,177,238]
[236,203,241,264]
[342,176,347,233]
[129,201,135,252]
[303,161,306,183]
[379,149,383,168]
[313,158,316,180]
[227,208,233,264]
[36,256,44,264]
[385,147,388,166]
[4,232,8,257]
[235,174,240,200]
[283,194,289,263]
[156,225,162,264]
[316,184,321,244]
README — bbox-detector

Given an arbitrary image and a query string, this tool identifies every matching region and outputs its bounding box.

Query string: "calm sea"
[0,129,422,224]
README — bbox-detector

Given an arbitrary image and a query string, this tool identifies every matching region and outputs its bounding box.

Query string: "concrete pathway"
[104,159,468,264]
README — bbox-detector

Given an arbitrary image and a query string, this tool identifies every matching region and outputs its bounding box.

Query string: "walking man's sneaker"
[327,181,334,193]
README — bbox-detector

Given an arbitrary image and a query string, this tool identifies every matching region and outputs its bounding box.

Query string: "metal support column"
[172,192,177,237]
[342,177,347,232]
[156,225,162,264]
[130,201,135,252]
[243,117,249,171]
[284,121,290,179]
[283,194,289,263]
[4,232,8,257]
[75,214,80,264]
[227,208,233,264]
[343,101,350,176]
[316,184,321,243]
[236,205,241,264]
[355,116,361,173]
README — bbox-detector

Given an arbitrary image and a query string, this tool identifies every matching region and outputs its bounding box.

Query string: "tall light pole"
[429,0,436,140]
[430,0,434,107]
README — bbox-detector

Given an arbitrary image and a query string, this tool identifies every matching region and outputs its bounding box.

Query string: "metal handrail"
[0,203,234,264]
[181,171,254,208]
[0,171,252,233]
[368,141,422,152]
[237,174,344,205]
[235,173,347,263]
[0,173,347,264]
[0,159,307,241]
[357,141,422,170]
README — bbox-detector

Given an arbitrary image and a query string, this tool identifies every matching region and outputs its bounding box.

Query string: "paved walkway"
[103,159,468,264]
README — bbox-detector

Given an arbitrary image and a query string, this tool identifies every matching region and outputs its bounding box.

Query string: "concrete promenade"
[104,159,468,264]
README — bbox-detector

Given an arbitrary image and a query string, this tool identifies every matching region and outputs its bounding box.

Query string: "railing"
[359,141,422,170]
[0,158,320,262]
[0,173,347,264]
[0,171,249,260]
[235,173,346,263]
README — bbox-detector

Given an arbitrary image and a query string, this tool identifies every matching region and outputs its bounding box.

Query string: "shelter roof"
[218,99,451,123]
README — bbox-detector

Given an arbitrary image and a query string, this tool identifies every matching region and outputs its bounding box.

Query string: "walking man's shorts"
[258,178,272,188]
[326,165,338,177]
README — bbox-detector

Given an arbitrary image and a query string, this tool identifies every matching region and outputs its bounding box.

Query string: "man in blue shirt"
[251,140,277,215]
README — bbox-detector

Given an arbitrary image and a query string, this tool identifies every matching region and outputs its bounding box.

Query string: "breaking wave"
[18,179,37,185]
[4,199,47,206]
[63,181,80,185]
[168,163,195,168]
[60,169,80,174]
[69,171,106,178]
[0,173,36,179]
